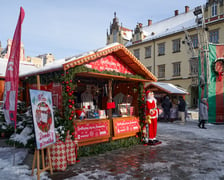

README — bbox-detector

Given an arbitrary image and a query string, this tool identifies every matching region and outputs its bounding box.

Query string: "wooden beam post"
[108,79,113,140]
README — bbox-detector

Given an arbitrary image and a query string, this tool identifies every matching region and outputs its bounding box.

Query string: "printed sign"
[113,117,140,135]
[75,121,109,140]
[30,89,56,149]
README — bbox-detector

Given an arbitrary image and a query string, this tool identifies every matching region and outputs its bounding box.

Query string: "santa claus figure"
[145,90,161,145]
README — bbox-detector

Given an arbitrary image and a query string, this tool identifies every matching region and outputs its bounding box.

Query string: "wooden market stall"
[145,82,188,121]
[63,43,157,146]
[21,43,157,146]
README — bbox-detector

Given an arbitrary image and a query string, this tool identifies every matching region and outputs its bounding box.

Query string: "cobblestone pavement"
[49,120,224,180]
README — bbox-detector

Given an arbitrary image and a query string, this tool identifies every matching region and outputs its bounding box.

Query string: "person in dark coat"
[162,96,172,122]
[178,96,186,124]
[198,98,208,129]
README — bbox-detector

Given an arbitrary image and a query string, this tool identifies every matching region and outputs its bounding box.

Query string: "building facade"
[107,0,224,108]
[0,39,55,68]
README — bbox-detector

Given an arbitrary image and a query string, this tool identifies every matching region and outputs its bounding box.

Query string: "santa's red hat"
[146,90,154,96]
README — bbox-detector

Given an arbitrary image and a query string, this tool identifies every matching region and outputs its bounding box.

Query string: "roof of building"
[126,9,197,47]
[64,42,157,81]
[0,58,38,78]
[20,58,65,77]
[145,82,188,95]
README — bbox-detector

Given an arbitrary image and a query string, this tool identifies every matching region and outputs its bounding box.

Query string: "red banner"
[85,55,135,75]
[3,7,25,128]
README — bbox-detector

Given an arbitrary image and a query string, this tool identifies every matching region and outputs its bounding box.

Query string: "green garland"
[25,70,64,84]
[69,65,145,80]
[137,82,146,142]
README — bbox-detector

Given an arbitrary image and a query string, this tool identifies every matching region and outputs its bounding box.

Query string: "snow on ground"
[1,118,224,180]
[0,147,50,180]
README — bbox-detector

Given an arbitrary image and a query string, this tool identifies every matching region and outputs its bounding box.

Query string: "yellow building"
[107,0,224,108]
[27,53,55,68]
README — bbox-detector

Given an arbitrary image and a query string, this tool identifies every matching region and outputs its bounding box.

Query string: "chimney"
[185,6,189,13]
[175,10,179,16]
[148,19,152,26]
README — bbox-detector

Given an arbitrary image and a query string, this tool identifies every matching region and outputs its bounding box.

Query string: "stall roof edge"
[63,43,157,81]
[145,82,189,95]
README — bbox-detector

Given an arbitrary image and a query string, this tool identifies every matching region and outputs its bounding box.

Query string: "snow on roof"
[146,82,188,95]
[0,58,38,78]
[122,30,132,41]
[126,9,197,47]
[19,58,65,77]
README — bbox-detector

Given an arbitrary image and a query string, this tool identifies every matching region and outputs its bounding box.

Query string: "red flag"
[3,7,25,128]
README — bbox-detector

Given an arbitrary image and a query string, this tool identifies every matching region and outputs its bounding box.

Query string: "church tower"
[106,12,132,46]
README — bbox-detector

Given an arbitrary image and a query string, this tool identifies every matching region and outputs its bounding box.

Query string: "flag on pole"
[3,7,25,128]
[198,43,224,123]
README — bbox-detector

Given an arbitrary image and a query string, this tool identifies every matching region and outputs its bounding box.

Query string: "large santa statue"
[145,90,161,145]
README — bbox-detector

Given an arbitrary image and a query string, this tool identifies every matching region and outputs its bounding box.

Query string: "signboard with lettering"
[30,89,56,149]
[74,119,110,146]
[85,55,135,75]
[113,117,140,139]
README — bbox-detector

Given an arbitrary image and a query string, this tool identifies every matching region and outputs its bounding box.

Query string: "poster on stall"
[30,89,56,149]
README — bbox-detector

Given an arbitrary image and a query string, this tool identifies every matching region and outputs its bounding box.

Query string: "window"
[113,29,117,42]
[209,30,219,43]
[158,43,165,56]
[172,39,181,53]
[158,64,165,78]
[189,58,198,75]
[211,2,217,17]
[190,34,198,48]
[173,62,181,76]
[133,49,140,59]
[145,46,151,58]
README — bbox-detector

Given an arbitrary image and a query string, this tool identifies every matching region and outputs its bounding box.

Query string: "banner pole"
[13,127,16,165]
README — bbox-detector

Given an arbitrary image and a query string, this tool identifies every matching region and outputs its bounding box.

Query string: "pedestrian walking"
[162,96,172,122]
[198,98,208,129]
[178,96,186,124]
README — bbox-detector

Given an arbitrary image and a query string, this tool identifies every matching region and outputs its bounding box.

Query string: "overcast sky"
[1,0,206,60]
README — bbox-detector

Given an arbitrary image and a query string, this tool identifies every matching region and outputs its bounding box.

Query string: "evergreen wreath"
[212,58,224,75]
